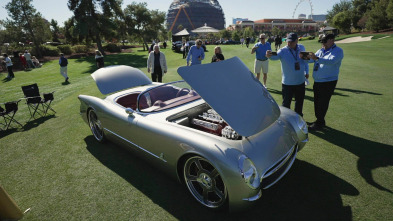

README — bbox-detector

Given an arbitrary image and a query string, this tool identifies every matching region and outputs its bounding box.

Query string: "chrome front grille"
[261,145,298,189]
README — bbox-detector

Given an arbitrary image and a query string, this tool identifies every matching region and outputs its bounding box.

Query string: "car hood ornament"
[177,57,280,137]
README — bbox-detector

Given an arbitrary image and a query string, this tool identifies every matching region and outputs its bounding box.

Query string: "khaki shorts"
[254,59,269,74]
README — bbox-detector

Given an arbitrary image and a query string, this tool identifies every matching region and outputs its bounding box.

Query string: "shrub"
[103,43,121,52]
[72,45,90,53]
[40,45,60,56]
[57,45,73,55]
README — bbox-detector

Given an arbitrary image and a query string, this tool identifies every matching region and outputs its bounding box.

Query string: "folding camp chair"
[21,84,55,121]
[0,100,23,130]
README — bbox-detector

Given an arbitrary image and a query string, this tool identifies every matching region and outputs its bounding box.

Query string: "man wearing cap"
[266,32,309,117]
[307,34,344,130]
[251,33,271,87]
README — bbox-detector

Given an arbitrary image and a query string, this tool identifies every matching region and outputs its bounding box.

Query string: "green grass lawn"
[1,36,393,220]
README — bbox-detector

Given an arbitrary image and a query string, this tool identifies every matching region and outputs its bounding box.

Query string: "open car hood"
[177,57,280,137]
[91,65,152,95]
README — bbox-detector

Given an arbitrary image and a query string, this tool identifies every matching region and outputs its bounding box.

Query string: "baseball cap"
[287,33,298,42]
[319,34,335,43]
[259,34,266,39]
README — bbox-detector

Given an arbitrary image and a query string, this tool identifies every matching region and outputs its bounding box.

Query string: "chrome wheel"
[88,109,105,142]
[184,156,227,208]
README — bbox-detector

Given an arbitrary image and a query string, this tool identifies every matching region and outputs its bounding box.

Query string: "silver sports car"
[79,57,308,210]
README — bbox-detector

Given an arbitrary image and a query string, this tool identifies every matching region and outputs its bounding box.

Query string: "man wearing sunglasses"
[251,33,271,88]
[186,39,205,66]
[308,34,344,130]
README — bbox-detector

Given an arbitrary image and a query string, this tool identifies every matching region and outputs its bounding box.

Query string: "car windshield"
[138,81,201,112]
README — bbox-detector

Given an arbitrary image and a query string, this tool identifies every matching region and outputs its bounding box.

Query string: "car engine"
[191,109,240,140]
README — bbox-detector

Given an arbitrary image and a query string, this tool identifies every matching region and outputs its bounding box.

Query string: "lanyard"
[289,45,298,61]
[319,44,336,58]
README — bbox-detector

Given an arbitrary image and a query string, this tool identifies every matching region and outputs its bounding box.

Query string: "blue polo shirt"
[269,44,309,85]
[254,42,271,60]
[310,44,344,82]
[187,45,205,65]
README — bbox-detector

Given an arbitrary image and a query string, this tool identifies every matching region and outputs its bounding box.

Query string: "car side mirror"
[125,108,135,117]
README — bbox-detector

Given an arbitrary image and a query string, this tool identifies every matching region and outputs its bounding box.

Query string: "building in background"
[228,18,318,35]
[232,18,249,25]
[166,0,225,32]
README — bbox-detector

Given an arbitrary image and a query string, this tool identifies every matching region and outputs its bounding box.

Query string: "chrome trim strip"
[263,145,296,178]
[263,146,298,189]
[103,128,167,162]
[242,190,262,201]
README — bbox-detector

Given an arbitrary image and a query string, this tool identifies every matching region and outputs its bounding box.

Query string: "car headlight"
[297,115,308,134]
[238,155,260,189]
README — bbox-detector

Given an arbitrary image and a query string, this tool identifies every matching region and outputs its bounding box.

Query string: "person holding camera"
[307,33,344,130]
[266,33,309,117]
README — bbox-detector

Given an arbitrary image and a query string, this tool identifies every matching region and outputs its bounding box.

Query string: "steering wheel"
[176,88,190,97]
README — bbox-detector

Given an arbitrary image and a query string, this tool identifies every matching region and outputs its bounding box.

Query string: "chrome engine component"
[199,109,224,123]
[190,109,240,140]
[192,119,219,131]
[221,126,240,140]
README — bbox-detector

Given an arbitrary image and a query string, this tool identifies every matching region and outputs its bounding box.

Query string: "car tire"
[183,156,228,209]
[88,109,105,143]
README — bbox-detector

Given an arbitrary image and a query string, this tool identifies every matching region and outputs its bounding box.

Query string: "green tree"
[167,31,172,42]
[326,0,353,24]
[243,27,254,39]
[332,11,353,33]
[68,0,123,53]
[123,2,166,51]
[5,0,51,57]
[220,29,231,40]
[64,17,79,45]
[387,0,393,25]
[352,0,372,29]
[271,26,283,36]
[366,0,390,32]
[231,30,240,41]
[50,19,60,42]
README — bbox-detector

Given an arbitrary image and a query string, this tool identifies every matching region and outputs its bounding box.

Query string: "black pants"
[313,80,337,125]
[282,83,305,116]
[151,66,162,82]
[7,65,15,78]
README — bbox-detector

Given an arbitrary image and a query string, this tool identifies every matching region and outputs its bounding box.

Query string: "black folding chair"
[21,84,56,121]
[0,100,23,130]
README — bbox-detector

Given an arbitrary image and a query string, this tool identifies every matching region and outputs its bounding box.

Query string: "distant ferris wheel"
[292,0,314,19]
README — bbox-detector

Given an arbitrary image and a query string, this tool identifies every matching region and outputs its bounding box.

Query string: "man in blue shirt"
[266,33,309,117]
[308,34,344,130]
[251,33,271,87]
[186,39,205,66]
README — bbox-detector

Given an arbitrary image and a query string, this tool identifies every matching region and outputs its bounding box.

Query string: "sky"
[0,0,341,27]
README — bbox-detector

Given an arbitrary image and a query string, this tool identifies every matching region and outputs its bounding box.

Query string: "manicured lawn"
[1,36,392,220]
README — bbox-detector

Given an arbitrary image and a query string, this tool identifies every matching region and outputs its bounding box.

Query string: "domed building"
[167,0,225,32]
